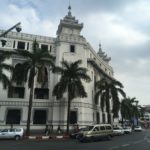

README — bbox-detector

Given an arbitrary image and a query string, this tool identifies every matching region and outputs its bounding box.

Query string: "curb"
[26,135,70,140]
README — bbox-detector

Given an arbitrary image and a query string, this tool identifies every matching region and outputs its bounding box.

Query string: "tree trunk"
[26,77,34,136]
[66,92,71,134]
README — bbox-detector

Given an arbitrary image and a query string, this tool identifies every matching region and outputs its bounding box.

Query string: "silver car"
[0,128,24,140]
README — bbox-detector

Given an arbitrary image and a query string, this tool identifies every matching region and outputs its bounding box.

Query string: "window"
[1,129,8,132]
[70,45,75,53]
[102,113,105,123]
[10,129,15,132]
[13,41,16,48]
[93,127,99,131]
[107,113,111,124]
[33,110,47,124]
[34,88,49,99]
[100,126,105,130]
[106,126,112,130]
[17,41,25,49]
[91,71,93,80]
[27,42,29,50]
[50,45,52,52]
[41,44,48,51]
[96,112,100,124]
[8,86,25,98]
[6,109,21,124]
[70,111,77,124]
[94,75,96,91]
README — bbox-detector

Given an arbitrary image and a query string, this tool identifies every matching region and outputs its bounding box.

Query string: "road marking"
[144,132,150,143]
[133,140,144,144]
[109,146,120,149]
[122,144,130,147]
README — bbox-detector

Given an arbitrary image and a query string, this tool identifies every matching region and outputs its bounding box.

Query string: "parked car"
[123,126,132,134]
[134,126,142,132]
[77,124,113,142]
[113,127,124,136]
[0,128,24,140]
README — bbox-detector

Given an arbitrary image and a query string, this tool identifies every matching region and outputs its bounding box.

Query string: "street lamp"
[0,22,22,47]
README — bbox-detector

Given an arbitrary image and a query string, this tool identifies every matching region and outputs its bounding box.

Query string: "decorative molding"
[0,100,101,110]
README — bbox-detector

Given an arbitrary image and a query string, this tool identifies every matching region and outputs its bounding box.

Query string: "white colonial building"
[0,7,114,131]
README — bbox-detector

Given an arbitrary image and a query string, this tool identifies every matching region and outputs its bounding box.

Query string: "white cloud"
[82,13,150,48]
[0,4,57,36]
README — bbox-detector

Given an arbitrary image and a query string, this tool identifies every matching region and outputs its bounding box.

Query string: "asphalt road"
[1,129,150,150]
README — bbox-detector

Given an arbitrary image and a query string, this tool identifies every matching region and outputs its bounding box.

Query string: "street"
[1,129,150,150]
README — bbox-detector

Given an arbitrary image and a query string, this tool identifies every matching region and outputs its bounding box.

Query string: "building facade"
[0,7,114,130]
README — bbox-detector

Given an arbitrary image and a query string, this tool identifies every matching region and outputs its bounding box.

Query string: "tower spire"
[68,0,72,16]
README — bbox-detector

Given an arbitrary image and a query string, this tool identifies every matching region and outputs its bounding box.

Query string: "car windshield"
[113,127,120,130]
[1,129,8,132]
[82,126,94,131]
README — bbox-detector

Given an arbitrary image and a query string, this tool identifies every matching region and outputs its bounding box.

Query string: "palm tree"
[95,78,126,123]
[0,52,14,89]
[12,40,55,135]
[121,97,132,124]
[53,60,91,134]
[121,97,140,125]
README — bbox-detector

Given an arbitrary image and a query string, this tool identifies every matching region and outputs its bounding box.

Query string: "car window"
[1,129,8,132]
[93,127,99,131]
[100,126,105,130]
[9,129,15,132]
[106,126,112,130]
[16,129,21,132]
[114,127,119,130]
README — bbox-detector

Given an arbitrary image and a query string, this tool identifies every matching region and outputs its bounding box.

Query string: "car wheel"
[90,136,94,142]
[107,135,112,141]
[15,135,21,141]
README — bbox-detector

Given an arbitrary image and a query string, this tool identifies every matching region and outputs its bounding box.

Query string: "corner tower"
[56,5,83,36]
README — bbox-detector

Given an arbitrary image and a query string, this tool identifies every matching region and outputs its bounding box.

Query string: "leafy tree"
[0,52,14,89]
[12,40,54,135]
[53,60,91,134]
[95,78,126,122]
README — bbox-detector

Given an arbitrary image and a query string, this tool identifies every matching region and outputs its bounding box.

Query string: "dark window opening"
[37,67,48,88]
[102,113,105,123]
[6,109,21,124]
[96,112,100,124]
[50,45,52,52]
[8,86,25,98]
[17,41,25,50]
[70,111,77,124]
[13,41,15,48]
[94,76,96,91]
[33,110,47,124]
[107,113,111,124]
[70,45,75,53]
[27,42,29,50]
[41,44,48,51]
[34,88,49,99]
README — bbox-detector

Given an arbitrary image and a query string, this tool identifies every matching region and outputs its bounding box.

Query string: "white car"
[134,126,142,132]
[123,126,132,134]
[0,128,24,140]
[113,127,124,136]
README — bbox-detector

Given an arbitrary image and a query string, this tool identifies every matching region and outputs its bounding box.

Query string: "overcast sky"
[0,0,150,105]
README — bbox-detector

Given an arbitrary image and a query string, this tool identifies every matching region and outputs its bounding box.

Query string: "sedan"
[134,126,142,132]
[123,126,132,134]
[113,127,124,136]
